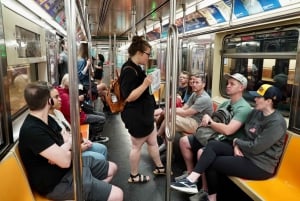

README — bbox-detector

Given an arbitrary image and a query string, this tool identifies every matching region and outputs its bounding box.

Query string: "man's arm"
[175,107,198,117]
[177,94,211,117]
[39,138,72,168]
[209,119,243,136]
[201,114,243,136]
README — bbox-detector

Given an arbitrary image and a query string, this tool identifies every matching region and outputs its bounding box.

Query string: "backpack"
[211,107,234,124]
[194,106,234,146]
[105,66,137,113]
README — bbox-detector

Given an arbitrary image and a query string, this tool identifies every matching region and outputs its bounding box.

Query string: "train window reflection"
[222,28,299,121]
[15,26,41,58]
[223,30,298,53]
[8,64,37,117]
[222,57,294,117]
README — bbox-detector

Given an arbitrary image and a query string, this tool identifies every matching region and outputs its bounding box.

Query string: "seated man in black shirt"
[18,82,123,201]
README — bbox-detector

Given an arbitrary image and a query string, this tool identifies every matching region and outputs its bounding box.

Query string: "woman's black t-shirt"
[120,59,156,138]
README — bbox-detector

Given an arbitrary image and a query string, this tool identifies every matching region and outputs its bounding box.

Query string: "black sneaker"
[93,136,109,143]
[170,178,198,194]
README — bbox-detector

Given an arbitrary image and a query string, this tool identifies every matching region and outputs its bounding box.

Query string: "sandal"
[128,173,150,183]
[153,166,167,175]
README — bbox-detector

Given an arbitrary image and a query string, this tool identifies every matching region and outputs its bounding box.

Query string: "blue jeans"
[82,142,107,160]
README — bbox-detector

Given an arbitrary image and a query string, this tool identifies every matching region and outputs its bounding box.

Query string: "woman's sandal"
[128,173,150,183]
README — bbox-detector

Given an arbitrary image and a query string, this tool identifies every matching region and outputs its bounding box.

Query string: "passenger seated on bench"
[177,73,252,181]
[182,73,195,104]
[58,73,109,143]
[48,83,107,161]
[177,71,190,103]
[157,74,213,152]
[97,82,112,114]
[19,82,123,201]
[171,84,287,201]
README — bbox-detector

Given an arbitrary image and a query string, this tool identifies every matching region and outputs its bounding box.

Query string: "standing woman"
[94,54,105,83]
[120,36,165,183]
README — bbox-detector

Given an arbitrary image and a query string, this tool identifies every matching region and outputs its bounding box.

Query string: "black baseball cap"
[249,84,282,102]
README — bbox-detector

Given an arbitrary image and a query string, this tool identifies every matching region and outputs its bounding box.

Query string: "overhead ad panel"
[145,0,300,40]
[34,0,66,29]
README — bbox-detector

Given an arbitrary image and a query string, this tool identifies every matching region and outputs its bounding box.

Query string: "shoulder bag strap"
[122,66,138,76]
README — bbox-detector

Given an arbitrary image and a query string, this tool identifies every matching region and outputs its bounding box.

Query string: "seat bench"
[228,133,300,201]
[0,124,89,201]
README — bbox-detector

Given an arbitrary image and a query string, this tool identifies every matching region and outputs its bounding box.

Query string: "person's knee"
[97,83,108,96]
[94,143,108,155]
[108,161,118,174]
[179,136,190,149]
[108,186,123,201]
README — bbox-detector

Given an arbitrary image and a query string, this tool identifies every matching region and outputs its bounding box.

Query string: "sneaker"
[175,171,189,182]
[93,136,109,143]
[189,189,209,201]
[170,178,198,194]
[159,143,166,153]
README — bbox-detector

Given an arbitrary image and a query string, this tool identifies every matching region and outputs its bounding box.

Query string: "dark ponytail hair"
[98,54,105,62]
[128,36,151,57]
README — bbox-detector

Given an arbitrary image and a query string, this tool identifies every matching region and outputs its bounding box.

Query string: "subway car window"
[221,29,299,125]
[8,63,38,117]
[16,26,41,58]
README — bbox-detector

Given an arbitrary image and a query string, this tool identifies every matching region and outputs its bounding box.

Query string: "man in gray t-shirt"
[157,74,213,136]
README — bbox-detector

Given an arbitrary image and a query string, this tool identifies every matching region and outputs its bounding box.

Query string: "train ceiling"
[32,0,196,39]
[86,0,197,39]
[30,0,300,41]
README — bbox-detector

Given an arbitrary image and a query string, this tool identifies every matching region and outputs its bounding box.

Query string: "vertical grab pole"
[165,1,178,200]
[165,24,178,201]
[65,0,83,200]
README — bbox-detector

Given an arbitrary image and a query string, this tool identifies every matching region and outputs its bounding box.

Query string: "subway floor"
[100,112,253,201]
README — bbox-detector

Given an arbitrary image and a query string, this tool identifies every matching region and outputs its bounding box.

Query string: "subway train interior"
[0,0,300,201]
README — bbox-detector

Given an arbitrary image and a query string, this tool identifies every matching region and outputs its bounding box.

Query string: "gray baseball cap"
[224,73,247,88]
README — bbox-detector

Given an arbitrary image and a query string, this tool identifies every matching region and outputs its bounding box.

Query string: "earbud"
[49,98,54,106]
